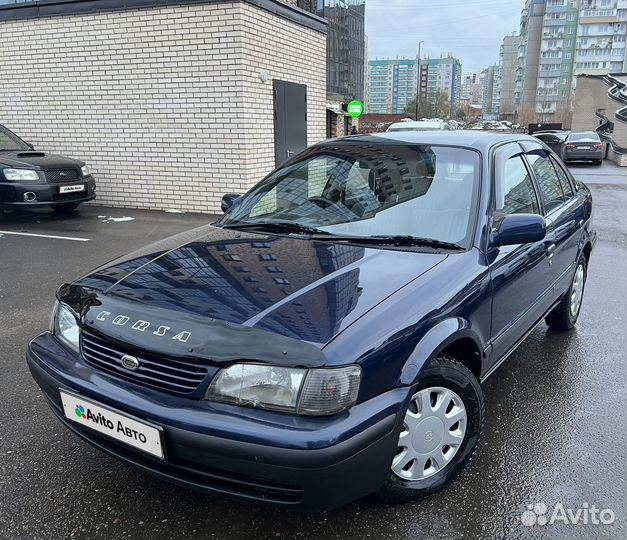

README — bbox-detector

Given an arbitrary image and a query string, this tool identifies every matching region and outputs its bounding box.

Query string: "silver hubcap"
[570,264,585,317]
[392,386,467,481]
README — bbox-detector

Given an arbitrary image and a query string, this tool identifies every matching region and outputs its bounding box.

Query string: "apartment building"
[500,34,523,121]
[515,0,627,122]
[367,59,417,114]
[574,0,627,76]
[482,65,501,119]
[287,0,366,137]
[461,73,485,105]
[417,56,463,113]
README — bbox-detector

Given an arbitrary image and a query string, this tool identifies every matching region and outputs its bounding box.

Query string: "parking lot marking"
[0,230,91,242]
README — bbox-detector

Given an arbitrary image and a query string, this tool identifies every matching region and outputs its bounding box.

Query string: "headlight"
[51,301,80,352]
[206,364,361,416]
[81,165,91,177]
[3,168,40,182]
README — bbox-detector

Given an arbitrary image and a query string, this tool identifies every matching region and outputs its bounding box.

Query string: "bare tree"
[516,103,538,130]
[403,91,452,120]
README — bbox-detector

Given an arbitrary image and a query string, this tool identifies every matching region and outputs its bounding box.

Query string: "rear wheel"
[594,159,602,166]
[545,255,587,330]
[52,202,80,213]
[377,355,484,504]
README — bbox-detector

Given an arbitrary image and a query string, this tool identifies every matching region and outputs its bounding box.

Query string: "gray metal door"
[274,80,307,167]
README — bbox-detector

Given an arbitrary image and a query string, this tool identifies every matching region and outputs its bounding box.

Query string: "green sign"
[347,100,364,118]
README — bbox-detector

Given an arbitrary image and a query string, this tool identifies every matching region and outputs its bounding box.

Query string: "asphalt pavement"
[0,161,625,540]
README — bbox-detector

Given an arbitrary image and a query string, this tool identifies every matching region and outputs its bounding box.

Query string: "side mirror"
[221,193,241,213]
[492,214,546,247]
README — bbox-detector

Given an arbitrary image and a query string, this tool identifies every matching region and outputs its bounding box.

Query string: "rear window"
[568,132,600,142]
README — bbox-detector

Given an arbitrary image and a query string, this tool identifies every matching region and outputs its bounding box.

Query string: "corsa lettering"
[92,312,191,342]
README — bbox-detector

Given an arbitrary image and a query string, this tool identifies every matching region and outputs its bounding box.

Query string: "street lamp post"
[416,41,424,120]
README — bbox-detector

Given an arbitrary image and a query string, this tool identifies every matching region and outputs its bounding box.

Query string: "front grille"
[81,330,209,395]
[45,169,80,183]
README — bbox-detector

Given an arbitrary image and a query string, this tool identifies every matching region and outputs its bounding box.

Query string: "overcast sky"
[366,0,524,74]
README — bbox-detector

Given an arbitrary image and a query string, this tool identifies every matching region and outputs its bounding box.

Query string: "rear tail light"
[565,144,575,150]
[594,143,603,150]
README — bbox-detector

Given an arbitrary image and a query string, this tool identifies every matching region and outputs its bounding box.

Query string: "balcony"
[581,8,618,18]
[543,31,564,38]
[536,102,557,114]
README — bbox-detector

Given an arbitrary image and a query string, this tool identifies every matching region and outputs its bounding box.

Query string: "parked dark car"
[562,131,604,165]
[532,130,569,156]
[27,132,595,511]
[0,123,96,213]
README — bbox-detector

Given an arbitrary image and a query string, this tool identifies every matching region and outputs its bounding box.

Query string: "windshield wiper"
[312,234,464,250]
[221,221,331,236]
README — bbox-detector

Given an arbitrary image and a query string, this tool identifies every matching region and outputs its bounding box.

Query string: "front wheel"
[377,355,484,504]
[545,255,587,330]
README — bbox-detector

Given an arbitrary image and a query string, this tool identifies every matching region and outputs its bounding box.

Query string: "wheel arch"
[397,318,485,387]
[582,240,593,264]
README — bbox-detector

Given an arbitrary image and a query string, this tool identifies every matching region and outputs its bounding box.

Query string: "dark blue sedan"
[27,131,595,511]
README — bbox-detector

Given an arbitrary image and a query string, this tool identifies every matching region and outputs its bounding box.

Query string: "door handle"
[286,150,295,158]
[546,243,556,265]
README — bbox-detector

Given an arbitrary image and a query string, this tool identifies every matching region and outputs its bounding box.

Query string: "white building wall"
[0,2,326,213]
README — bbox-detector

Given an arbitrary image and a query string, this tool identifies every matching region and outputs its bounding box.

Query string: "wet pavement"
[0,161,625,540]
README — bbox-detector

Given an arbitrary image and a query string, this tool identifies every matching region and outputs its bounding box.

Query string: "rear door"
[488,143,554,363]
[522,144,585,299]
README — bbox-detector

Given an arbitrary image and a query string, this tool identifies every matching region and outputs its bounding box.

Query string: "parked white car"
[387,120,449,132]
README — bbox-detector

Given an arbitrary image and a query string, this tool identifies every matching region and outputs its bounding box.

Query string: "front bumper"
[0,177,96,209]
[27,332,407,511]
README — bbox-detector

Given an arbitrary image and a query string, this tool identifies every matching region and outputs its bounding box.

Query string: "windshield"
[218,143,481,247]
[0,125,30,151]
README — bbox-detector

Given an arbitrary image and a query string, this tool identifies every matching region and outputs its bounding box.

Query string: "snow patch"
[100,216,135,223]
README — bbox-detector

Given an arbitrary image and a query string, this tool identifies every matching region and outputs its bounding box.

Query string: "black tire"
[545,255,587,330]
[594,159,603,166]
[52,202,80,213]
[377,355,484,504]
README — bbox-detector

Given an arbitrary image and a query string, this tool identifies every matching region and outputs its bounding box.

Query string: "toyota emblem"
[121,354,140,371]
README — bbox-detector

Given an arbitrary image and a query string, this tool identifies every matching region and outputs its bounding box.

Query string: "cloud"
[366,0,523,74]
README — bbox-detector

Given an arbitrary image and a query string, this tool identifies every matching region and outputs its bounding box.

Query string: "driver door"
[488,143,554,365]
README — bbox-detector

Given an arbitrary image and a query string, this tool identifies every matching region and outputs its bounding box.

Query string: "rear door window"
[526,153,565,214]
[550,157,574,198]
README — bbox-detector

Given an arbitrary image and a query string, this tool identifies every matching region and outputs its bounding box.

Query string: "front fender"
[397,318,486,386]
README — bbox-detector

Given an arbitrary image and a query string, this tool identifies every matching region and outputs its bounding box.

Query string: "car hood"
[0,150,84,170]
[61,225,446,363]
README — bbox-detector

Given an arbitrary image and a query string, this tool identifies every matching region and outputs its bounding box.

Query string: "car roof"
[331,130,538,152]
